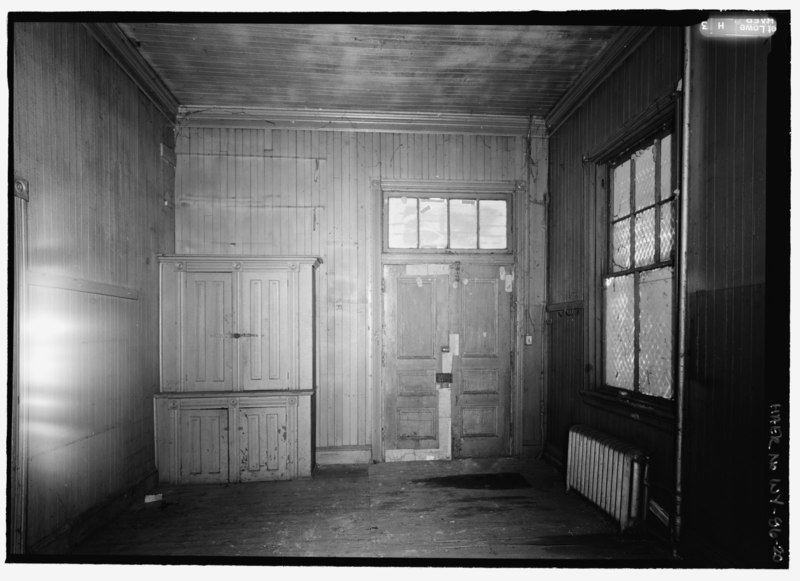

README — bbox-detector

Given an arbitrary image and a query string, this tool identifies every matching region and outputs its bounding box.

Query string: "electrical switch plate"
[525,335,533,345]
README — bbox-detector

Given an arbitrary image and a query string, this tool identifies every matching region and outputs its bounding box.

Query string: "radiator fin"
[565,424,647,531]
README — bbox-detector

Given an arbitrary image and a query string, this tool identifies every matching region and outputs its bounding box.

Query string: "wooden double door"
[383,262,514,458]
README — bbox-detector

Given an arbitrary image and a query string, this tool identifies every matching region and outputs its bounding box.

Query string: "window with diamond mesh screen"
[604,131,675,399]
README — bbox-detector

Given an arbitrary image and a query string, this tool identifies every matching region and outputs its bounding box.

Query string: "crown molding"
[546,26,658,134]
[380,179,519,194]
[177,106,544,137]
[83,23,180,122]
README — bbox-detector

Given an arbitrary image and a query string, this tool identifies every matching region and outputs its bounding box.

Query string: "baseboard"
[385,447,448,462]
[24,469,159,556]
[520,442,543,459]
[315,446,373,465]
[542,441,564,469]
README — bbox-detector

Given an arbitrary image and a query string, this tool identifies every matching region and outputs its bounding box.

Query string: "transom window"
[604,130,676,400]
[385,194,510,251]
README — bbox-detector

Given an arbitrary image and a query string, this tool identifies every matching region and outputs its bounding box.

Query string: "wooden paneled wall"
[12,23,175,552]
[546,22,778,566]
[545,26,684,513]
[681,26,770,566]
[174,128,532,452]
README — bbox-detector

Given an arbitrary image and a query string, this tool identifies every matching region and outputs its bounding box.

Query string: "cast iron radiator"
[565,424,648,531]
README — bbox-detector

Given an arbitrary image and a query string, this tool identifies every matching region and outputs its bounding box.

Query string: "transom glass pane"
[386,194,509,252]
[419,198,447,249]
[450,199,478,249]
[479,200,507,249]
[388,197,418,248]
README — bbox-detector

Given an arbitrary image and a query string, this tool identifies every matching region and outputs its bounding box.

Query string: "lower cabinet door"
[238,406,289,481]
[179,409,229,484]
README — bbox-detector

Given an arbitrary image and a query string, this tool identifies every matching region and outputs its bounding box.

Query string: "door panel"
[461,278,500,356]
[183,273,234,391]
[383,262,513,458]
[383,265,449,450]
[397,277,437,359]
[453,264,511,458]
[240,271,291,390]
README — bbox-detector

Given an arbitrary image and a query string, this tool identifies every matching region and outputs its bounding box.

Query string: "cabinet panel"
[238,406,289,481]
[183,272,235,391]
[155,391,313,484]
[179,408,229,483]
[240,271,292,390]
[160,256,318,393]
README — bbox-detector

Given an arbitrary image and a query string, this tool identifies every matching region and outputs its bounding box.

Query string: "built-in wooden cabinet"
[155,255,320,484]
[154,391,313,483]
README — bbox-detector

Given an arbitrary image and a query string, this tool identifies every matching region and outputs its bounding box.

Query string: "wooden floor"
[69,457,674,566]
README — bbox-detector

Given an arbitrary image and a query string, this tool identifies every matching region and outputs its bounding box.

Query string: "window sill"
[579,389,676,432]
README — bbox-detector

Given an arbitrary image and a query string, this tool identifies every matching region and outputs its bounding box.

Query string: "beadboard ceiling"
[116,22,624,118]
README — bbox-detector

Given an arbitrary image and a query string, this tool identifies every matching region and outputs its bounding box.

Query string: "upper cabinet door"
[239,271,293,390]
[182,272,235,391]
[160,256,318,393]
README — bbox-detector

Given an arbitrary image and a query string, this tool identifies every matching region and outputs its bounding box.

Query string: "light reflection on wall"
[25,305,81,447]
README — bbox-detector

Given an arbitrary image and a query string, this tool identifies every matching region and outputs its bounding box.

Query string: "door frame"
[9,177,31,554]
[372,178,527,462]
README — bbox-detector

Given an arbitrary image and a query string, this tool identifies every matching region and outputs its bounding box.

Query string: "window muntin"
[604,131,676,399]
[385,195,510,251]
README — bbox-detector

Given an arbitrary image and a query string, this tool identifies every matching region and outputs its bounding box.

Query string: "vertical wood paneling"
[13,22,174,551]
[545,26,683,516]
[681,26,770,566]
[176,127,526,452]
[546,23,776,566]
[521,135,548,452]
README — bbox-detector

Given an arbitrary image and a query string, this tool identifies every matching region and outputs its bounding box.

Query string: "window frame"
[381,181,515,255]
[580,103,681,414]
[602,127,678,401]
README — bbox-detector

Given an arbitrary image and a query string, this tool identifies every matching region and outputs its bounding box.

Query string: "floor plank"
[69,458,674,565]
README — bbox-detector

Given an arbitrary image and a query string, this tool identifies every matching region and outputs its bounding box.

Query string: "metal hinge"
[381,278,386,293]
[381,352,386,367]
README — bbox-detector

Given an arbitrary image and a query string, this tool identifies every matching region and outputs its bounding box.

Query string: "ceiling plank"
[117,23,623,118]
